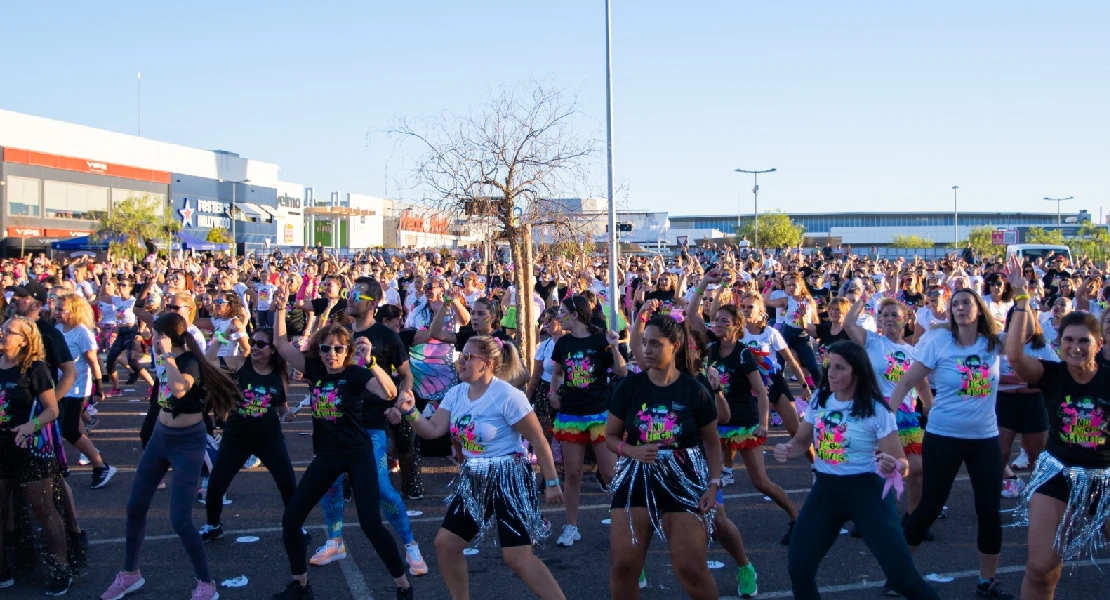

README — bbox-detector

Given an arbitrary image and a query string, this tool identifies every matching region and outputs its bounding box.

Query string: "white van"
[1005,244,1071,263]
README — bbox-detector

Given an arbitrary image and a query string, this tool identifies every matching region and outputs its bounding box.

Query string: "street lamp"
[952,186,959,247]
[218,178,252,256]
[734,168,777,249]
[1044,196,1074,225]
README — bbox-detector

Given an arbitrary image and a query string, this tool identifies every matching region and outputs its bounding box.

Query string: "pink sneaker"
[101,571,145,600]
[192,579,219,600]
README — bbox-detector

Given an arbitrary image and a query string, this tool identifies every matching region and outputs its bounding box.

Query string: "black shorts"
[441,492,534,548]
[769,375,791,404]
[0,431,56,484]
[1034,473,1104,513]
[995,391,1049,434]
[611,450,704,515]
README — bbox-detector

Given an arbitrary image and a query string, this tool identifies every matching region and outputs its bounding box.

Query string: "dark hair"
[1058,311,1100,341]
[645,314,696,376]
[249,328,289,390]
[375,304,403,323]
[947,289,1000,352]
[307,323,353,366]
[353,276,383,304]
[813,340,891,419]
[153,313,240,419]
[984,273,1012,302]
[562,295,602,334]
[1003,306,1047,350]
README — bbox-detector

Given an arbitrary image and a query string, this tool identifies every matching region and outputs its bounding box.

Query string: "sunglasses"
[348,289,376,302]
[926,291,942,298]
[250,339,271,349]
[461,351,489,363]
[989,282,1003,287]
[213,299,227,305]
[318,344,347,355]
[166,304,183,311]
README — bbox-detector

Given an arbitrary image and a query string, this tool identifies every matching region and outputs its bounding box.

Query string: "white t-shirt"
[212,317,242,358]
[997,333,1059,392]
[915,330,1000,439]
[534,337,556,383]
[768,290,788,325]
[863,331,917,411]
[59,324,97,398]
[440,377,533,459]
[98,300,117,326]
[739,326,789,375]
[113,296,137,326]
[807,393,897,476]
[914,307,947,336]
[983,297,1012,330]
[255,283,275,311]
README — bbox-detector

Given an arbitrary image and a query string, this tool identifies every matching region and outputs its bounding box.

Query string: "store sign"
[1,148,171,184]
[990,230,1017,245]
[398,209,450,234]
[178,198,231,229]
[7,227,42,238]
[284,223,294,243]
[277,194,302,209]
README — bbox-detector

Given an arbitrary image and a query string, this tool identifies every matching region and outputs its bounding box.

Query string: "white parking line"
[338,550,375,600]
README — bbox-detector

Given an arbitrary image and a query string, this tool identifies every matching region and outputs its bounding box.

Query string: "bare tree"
[386,82,600,361]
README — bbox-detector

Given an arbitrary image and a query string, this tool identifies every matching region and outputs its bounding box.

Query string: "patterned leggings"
[320,428,414,544]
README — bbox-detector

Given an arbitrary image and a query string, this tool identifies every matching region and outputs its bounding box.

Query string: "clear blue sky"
[3,2,1107,220]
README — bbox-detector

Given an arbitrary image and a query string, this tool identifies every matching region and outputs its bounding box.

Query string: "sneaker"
[103,388,123,398]
[157,478,166,490]
[309,540,347,566]
[85,416,99,431]
[720,468,735,487]
[91,465,118,489]
[405,491,424,501]
[243,455,262,469]
[79,454,91,466]
[770,413,783,427]
[196,489,232,505]
[191,579,218,600]
[0,569,11,588]
[638,570,647,589]
[975,578,1015,600]
[405,542,428,576]
[86,404,99,417]
[45,566,72,596]
[1012,448,1030,470]
[100,571,145,600]
[396,587,414,600]
[595,471,610,493]
[780,521,796,545]
[199,523,224,542]
[882,580,902,597]
[736,562,758,598]
[272,581,314,600]
[1001,478,1025,499]
[556,524,581,547]
[389,457,400,473]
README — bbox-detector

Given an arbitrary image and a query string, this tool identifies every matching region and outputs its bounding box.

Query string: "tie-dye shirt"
[916,330,1000,439]
[1034,361,1110,468]
[806,393,897,476]
[608,372,716,449]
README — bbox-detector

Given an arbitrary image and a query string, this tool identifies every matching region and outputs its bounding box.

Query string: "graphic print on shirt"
[450,414,486,454]
[955,354,992,399]
[636,403,680,447]
[744,342,778,388]
[814,410,849,466]
[156,380,174,410]
[310,380,342,422]
[1058,395,1108,449]
[788,301,807,328]
[0,390,8,425]
[239,384,274,418]
[564,351,596,388]
[709,360,732,395]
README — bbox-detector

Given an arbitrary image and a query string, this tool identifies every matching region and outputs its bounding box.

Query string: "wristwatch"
[545,478,561,488]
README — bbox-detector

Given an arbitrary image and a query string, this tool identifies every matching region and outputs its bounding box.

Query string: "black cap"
[8,279,49,305]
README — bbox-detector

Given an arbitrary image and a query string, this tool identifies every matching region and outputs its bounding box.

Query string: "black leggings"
[788,473,939,600]
[281,451,405,578]
[106,327,141,377]
[59,396,87,445]
[206,425,297,526]
[903,432,1003,553]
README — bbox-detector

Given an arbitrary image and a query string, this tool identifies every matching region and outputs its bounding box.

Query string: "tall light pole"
[734,168,776,249]
[604,0,619,331]
[952,185,959,247]
[219,178,251,257]
[1044,196,1074,225]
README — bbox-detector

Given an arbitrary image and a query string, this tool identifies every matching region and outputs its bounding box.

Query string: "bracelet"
[617,441,625,457]
[708,478,721,486]
[403,411,418,422]
[32,417,41,433]
[638,312,651,324]
[1013,293,1030,302]
[545,478,561,488]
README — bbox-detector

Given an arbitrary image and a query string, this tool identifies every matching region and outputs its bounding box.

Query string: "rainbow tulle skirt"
[718,425,766,452]
[553,412,607,444]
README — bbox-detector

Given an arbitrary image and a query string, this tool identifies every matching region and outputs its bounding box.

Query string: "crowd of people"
[0,242,1105,600]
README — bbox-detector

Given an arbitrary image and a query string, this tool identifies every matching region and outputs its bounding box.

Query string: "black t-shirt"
[0,361,54,428]
[227,360,286,429]
[155,351,206,417]
[304,357,372,454]
[810,287,831,316]
[706,343,760,427]
[1097,350,1110,370]
[310,297,348,324]
[37,319,73,382]
[1035,361,1110,468]
[608,371,716,449]
[814,322,851,368]
[900,291,924,309]
[552,332,614,415]
[353,322,410,430]
[1041,268,1072,297]
[285,297,307,337]
[454,326,513,353]
[535,281,556,301]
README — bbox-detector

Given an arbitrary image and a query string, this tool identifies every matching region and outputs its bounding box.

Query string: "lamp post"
[604,0,619,331]
[734,168,776,249]
[1044,196,1074,225]
[219,178,251,257]
[952,186,959,247]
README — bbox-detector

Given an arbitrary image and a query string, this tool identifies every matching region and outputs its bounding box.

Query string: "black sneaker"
[882,580,901,597]
[272,580,315,600]
[975,578,1014,599]
[396,586,414,600]
[91,465,118,489]
[199,523,224,542]
[45,566,72,596]
[779,521,796,545]
[125,372,139,385]
[595,471,610,493]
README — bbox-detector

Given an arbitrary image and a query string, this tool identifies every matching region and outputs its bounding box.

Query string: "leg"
[964,437,1004,576]
[436,495,481,600]
[712,504,749,567]
[23,478,69,565]
[370,429,414,544]
[787,480,847,600]
[124,429,172,573]
[904,432,964,548]
[591,438,617,483]
[165,425,212,582]
[560,441,586,526]
[391,418,423,498]
[139,403,159,449]
[609,508,654,600]
[1024,431,1048,467]
[905,453,923,514]
[255,434,298,508]
[283,457,345,577]
[204,434,251,526]
[662,512,717,599]
[739,447,798,520]
[319,475,346,541]
[60,397,104,469]
[791,337,822,385]
[1021,494,1067,600]
[852,483,940,600]
[347,451,409,585]
[501,546,567,600]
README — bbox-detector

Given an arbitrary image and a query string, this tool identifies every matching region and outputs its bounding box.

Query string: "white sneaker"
[556,524,581,547]
[405,542,429,576]
[243,455,262,469]
[1012,448,1030,470]
[309,540,347,566]
[78,453,91,466]
[721,469,735,487]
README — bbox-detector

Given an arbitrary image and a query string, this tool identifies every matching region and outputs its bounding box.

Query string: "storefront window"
[111,188,164,206]
[44,181,109,220]
[5,176,41,217]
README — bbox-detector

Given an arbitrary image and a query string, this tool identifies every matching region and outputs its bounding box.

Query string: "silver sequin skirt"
[609,447,715,546]
[1012,452,1110,561]
[445,453,549,547]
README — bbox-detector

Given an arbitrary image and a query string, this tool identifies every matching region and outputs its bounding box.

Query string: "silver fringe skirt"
[610,447,715,546]
[1012,452,1110,561]
[445,453,549,547]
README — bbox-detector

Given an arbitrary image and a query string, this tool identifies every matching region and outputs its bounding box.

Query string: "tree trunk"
[510,230,535,374]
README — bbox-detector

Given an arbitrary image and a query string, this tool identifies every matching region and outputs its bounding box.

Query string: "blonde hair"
[4,317,44,373]
[171,292,198,323]
[59,293,95,329]
[826,297,851,315]
[467,336,527,387]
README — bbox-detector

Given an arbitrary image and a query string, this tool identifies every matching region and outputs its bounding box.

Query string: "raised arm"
[685,268,721,335]
[272,286,307,373]
[1005,255,1045,385]
[843,294,870,346]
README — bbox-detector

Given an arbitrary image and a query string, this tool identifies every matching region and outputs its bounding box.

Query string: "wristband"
[639,312,651,324]
[617,441,625,457]
[32,417,41,433]
[545,478,561,488]
[708,478,720,486]
[403,411,418,422]
[1013,293,1030,303]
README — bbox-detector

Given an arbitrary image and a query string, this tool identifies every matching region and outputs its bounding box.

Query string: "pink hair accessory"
[493,337,505,350]
[668,308,685,323]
